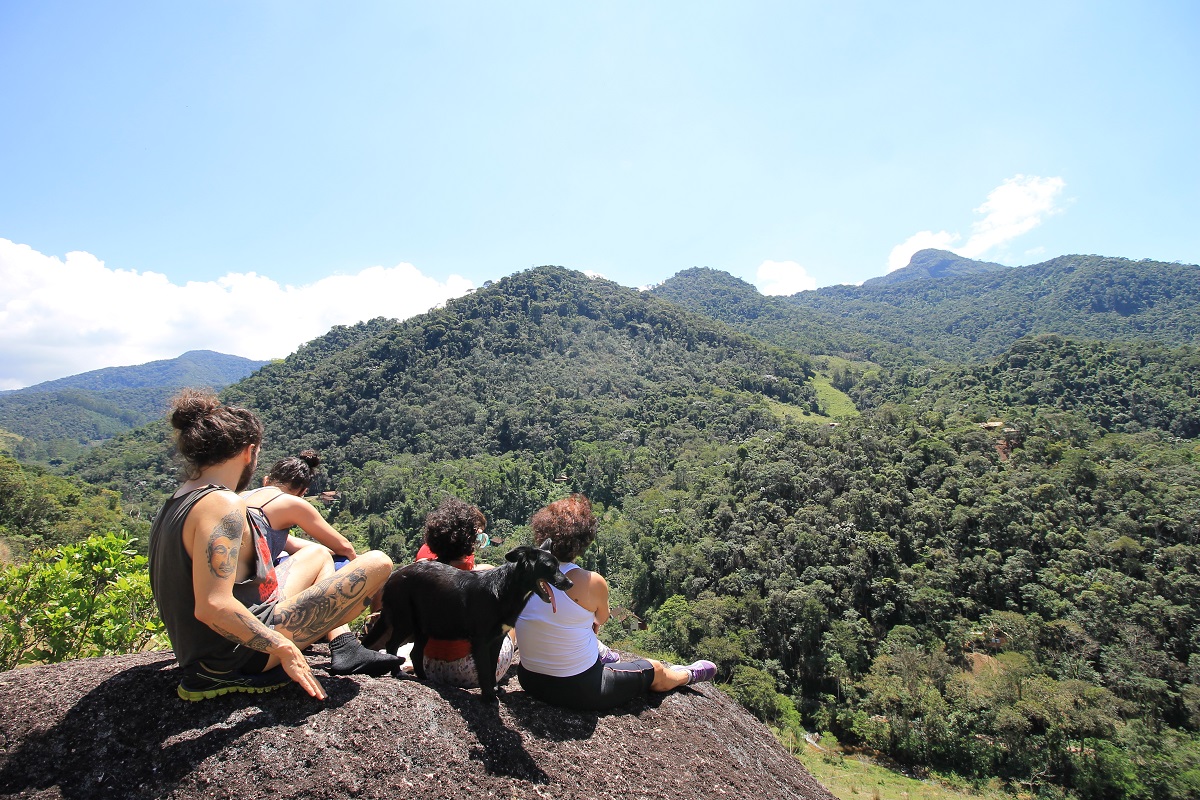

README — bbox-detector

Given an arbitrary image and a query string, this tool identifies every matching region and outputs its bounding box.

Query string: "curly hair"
[265,449,321,493]
[530,494,597,563]
[169,389,262,478]
[424,497,486,563]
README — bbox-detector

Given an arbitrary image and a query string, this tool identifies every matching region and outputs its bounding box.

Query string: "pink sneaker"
[684,660,717,685]
[598,642,620,664]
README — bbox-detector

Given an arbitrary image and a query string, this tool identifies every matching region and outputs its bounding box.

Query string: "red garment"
[415,542,474,570]
[415,543,474,660]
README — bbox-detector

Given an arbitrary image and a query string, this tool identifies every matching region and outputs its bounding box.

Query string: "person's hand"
[275,641,326,700]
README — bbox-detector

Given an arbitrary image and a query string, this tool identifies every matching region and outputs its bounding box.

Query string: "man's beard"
[235,459,255,492]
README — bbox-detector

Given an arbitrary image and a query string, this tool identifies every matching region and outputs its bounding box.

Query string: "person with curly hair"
[514,494,716,711]
[148,391,401,702]
[414,496,487,570]
[411,496,515,688]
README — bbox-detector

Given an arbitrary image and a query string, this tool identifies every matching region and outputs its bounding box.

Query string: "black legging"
[517,656,655,711]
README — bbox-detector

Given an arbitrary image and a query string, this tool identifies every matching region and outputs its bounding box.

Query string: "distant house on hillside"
[609,607,647,632]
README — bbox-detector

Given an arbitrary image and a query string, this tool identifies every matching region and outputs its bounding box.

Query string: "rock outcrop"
[0,648,834,800]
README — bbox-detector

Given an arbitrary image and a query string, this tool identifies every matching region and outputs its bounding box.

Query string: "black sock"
[328,632,402,676]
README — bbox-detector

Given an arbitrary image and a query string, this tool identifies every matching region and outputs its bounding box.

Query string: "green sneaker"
[177,663,291,701]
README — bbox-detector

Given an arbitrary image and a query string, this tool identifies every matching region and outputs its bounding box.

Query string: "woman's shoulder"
[562,565,607,588]
[242,486,296,515]
[241,485,281,501]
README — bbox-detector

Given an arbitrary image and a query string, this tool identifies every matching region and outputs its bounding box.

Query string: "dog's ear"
[537,539,552,552]
[505,547,521,563]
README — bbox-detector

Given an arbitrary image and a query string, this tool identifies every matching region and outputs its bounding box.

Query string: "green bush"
[0,532,164,671]
[725,665,804,733]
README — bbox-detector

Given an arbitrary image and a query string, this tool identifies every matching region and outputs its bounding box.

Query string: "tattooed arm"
[186,490,326,699]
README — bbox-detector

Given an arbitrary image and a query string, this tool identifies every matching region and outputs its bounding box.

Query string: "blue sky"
[1,2,1197,388]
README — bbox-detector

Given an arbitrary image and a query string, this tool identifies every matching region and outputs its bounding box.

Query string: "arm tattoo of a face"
[206,510,243,580]
[273,566,370,645]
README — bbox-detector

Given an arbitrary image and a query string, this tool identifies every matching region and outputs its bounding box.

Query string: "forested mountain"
[862,248,1008,287]
[3,350,265,395]
[786,253,1200,362]
[650,267,929,368]
[0,351,267,464]
[72,266,823,516]
[27,263,1200,797]
[657,254,1200,365]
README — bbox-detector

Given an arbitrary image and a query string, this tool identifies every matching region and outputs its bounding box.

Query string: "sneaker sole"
[177,678,291,702]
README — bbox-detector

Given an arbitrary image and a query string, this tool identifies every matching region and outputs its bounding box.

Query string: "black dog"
[360,541,572,701]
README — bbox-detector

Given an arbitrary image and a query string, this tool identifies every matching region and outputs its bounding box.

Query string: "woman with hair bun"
[241,449,357,589]
[514,494,716,711]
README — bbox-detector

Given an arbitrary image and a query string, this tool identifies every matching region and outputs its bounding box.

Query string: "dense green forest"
[658,254,1200,364]
[651,266,930,368]
[0,455,141,562]
[5,262,1200,798]
[218,267,817,480]
[0,350,266,464]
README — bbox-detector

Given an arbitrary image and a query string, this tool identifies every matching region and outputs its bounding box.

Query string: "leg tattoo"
[273,566,371,646]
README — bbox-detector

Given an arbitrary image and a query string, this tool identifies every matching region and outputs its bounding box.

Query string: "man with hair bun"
[148,389,401,701]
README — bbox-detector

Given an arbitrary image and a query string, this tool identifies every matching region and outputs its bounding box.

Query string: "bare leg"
[278,546,352,642]
[265,551,396,668]
[278,546,336,598]
[649,660,691,692]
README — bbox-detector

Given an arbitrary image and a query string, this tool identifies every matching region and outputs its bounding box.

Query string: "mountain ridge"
[861,248,1008,287]
[656,253,1200,363]
[0,350,268,463]
[2,350,268,395]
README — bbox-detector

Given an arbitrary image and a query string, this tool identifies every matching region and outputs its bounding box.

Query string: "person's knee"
[294,544,333,568]
[356,550,394,583]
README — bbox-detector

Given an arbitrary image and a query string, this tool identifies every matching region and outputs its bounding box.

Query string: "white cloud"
[887,175,1066,271]
[0,239,473,389]
[958,175,1066,258]
[754,260,817,296]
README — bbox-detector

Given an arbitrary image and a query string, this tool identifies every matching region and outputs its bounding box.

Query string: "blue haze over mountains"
[0,351,267,458]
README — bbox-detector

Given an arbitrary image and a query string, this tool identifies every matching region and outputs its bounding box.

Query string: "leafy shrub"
[724,665,804,735]
[0,532,164,671]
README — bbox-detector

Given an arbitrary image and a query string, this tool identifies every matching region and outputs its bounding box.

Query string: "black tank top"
[148,485,278,670]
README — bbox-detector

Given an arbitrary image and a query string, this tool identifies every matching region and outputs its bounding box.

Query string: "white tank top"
[514,562,598,677]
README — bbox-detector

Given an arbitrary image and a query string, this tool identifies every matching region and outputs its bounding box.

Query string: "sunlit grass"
[811,372,859,419]
[795,742,1012,800]
[0,428,22,455]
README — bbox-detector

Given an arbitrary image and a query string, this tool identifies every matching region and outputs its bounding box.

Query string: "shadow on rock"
[434,684,551,784]
[0,656,359,800]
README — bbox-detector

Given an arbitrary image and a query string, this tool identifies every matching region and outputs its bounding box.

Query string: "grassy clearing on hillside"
[0,429,22,455]
[811,372,859,418]
[796,743,1012,800]
[764,361,861,424]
